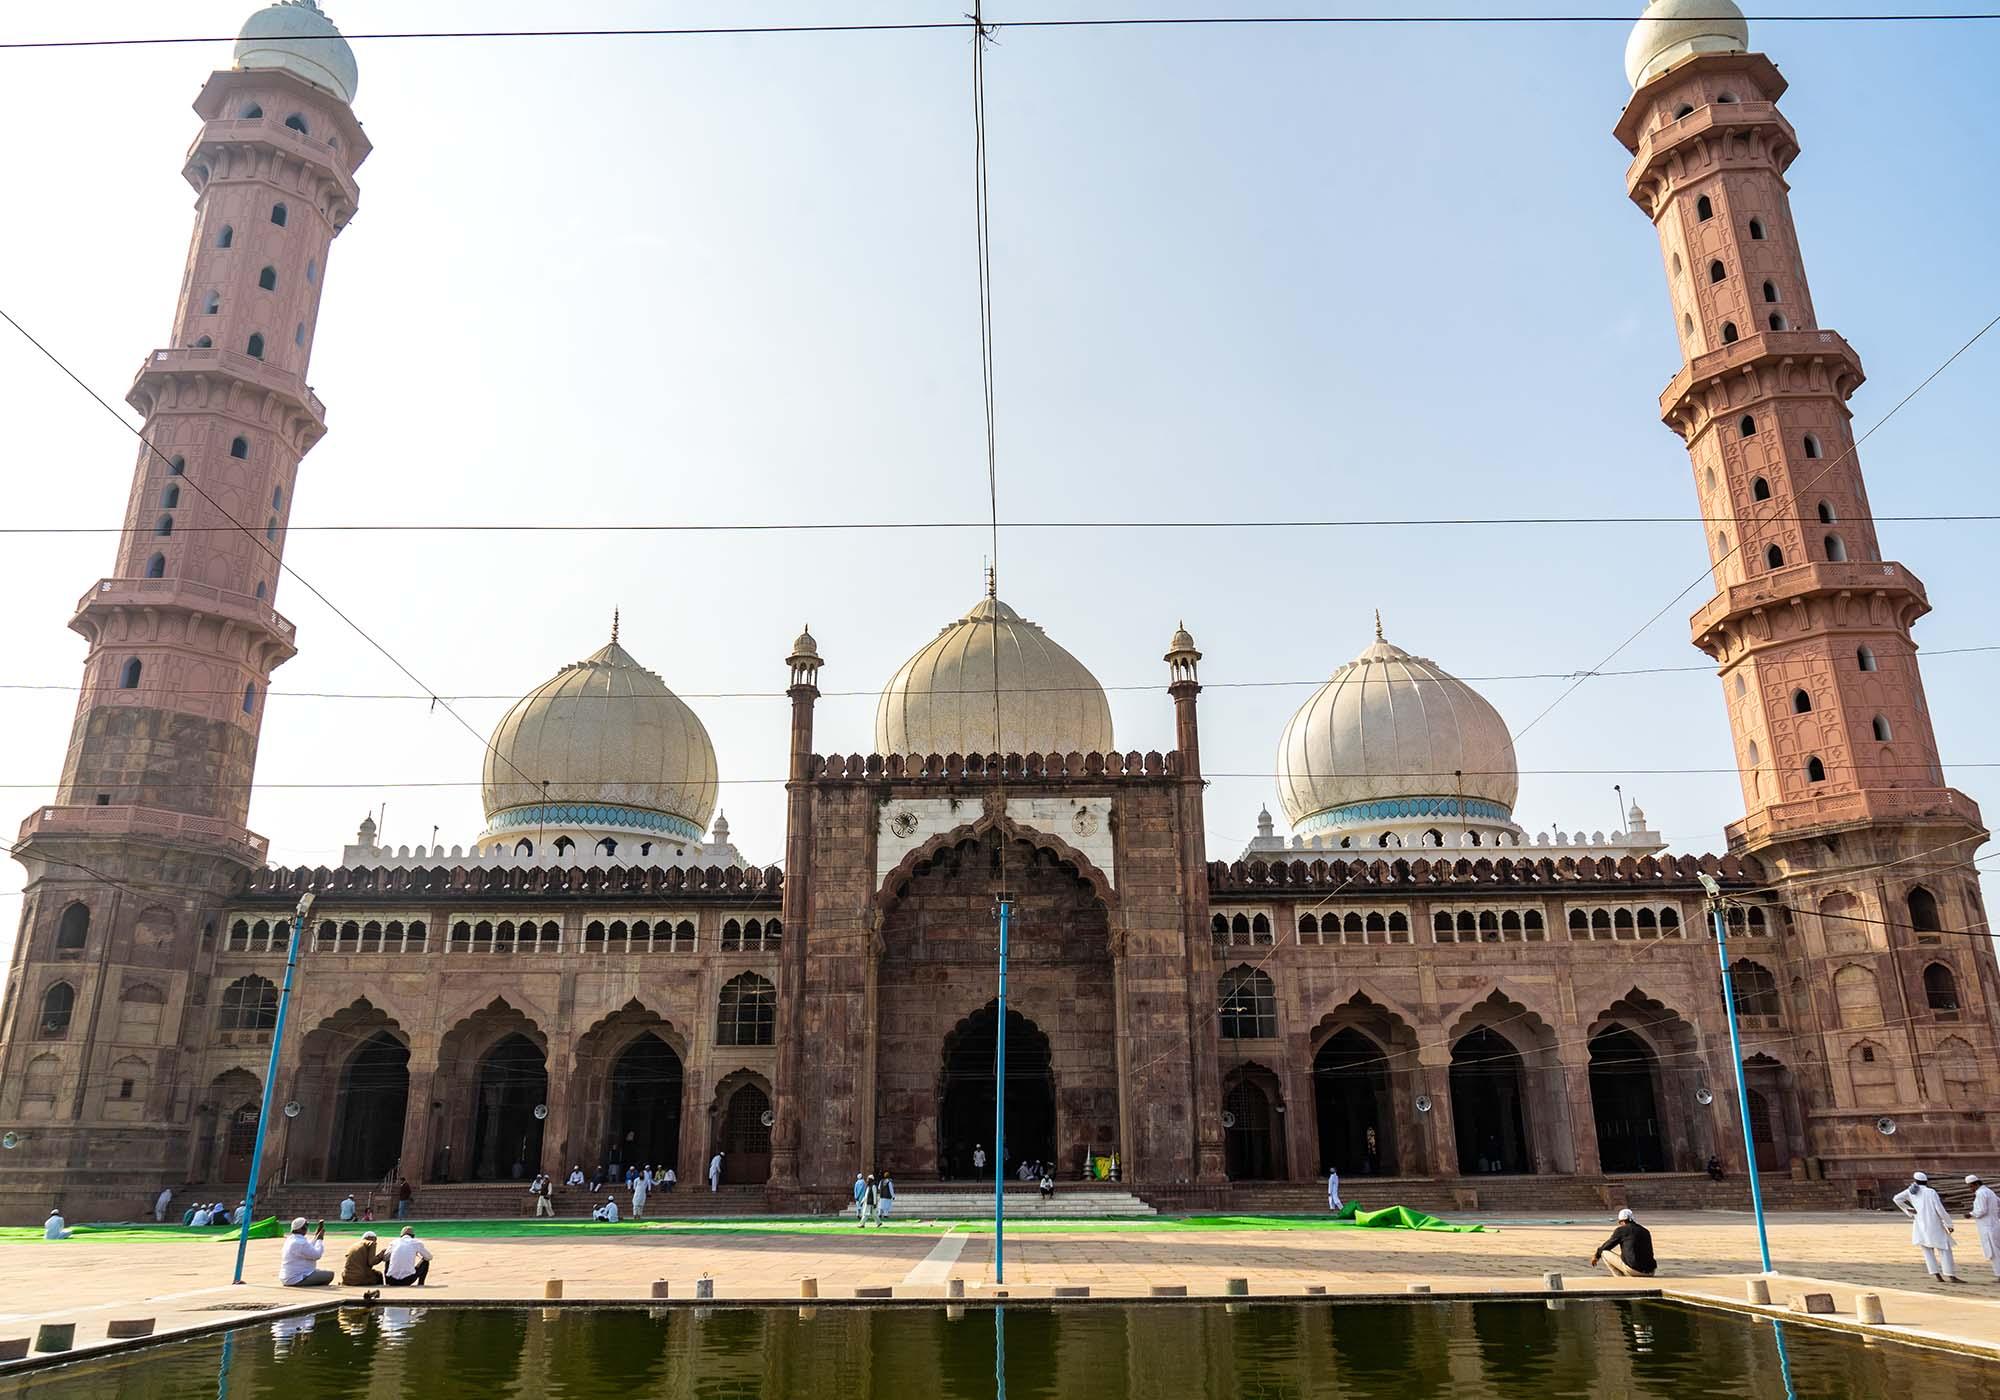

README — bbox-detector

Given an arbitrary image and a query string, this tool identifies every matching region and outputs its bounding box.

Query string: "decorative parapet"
[812,750,1179,782]
[1207,849,1761,894]
[334,835,745,872]
[242,860,783,900]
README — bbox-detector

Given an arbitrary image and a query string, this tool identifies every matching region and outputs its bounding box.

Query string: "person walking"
[1893,1171,1962,1283]
[384,1226,433,1287]
[1969,1175,2000,1282]
[857,1174,880,1228]
[153,1187,173,1223]
[879,1173,896,1221]
[1327,1168,1342,1213]
[973,1144,987,1174]
[279,1218,332,1287]
[1589,1208,1657,1278]
[708,1151,724,1192]
[631,1169,649,1220]
[852,1172,867,1212]
[396,1180,413,1221]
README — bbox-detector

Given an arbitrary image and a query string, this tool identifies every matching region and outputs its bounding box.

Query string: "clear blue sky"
[1,2,1996,957]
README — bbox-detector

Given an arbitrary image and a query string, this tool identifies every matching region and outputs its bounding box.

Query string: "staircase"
[205,1181,780,1222]
[847,1184,1155,1220]
[1148,1172,1856,1218]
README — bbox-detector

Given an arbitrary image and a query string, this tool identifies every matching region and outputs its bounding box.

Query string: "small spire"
[1373,608,1384,642]
[610,607,620,644]
[985,563,997,600]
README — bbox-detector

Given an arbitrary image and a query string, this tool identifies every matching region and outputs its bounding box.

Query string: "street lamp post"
[232,893,313,1285]
[994,892,1011,1284]
[1700,873,1773,1274]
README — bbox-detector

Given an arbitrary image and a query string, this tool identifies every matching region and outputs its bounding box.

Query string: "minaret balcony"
[184,115,360,209]
[1727,786,1984,853]
[71,576,298,673]
[1659,329,1864,439]
[1624,98,1798,206]
[17,802,267,866]
[1691,559,1930,658]
[129,346,324,423]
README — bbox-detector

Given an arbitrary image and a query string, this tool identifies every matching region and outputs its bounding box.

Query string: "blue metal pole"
[995,896,1010,1284]
[1711,899,1773,1274]
[232,896,311,1284]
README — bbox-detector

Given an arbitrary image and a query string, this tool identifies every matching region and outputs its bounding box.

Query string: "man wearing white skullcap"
[1590,1207,1657,1278]
[278,1216,332,1287]
[1892,1171,1961,1283]
[1966,1174,2000,1281]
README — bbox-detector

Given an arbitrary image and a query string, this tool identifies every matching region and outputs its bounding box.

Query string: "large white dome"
[235,1,359,106]
[1277,627,1519,840]
[1625,0,1749,90]
[875,592,1113,757]
[480,633,718,846]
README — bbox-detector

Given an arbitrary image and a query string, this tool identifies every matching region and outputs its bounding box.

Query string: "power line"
[4,13,1997,53]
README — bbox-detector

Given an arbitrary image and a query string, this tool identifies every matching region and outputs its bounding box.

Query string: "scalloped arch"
[876,812,1116,908]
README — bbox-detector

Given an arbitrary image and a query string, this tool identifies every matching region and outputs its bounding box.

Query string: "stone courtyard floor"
[2,1210,1997,1370]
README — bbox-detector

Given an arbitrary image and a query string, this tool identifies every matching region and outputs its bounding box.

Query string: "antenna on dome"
[611,608,620,645]
[1374,609,1384,642]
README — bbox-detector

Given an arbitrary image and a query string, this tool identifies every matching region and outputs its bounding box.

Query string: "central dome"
[1277,626,1519,838]
[875,592,1113,757]
[481,634,718,846]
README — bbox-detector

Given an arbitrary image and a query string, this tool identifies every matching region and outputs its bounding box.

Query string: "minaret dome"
[1624,0,1748,89]
[235,1,359,104]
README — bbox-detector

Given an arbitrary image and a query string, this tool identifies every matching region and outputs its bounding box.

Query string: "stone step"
[846,1190,1156,1219]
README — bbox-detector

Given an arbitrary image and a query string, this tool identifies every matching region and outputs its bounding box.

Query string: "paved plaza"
[1,1210,1997,1371]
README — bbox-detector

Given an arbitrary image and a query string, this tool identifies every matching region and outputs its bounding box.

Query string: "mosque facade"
[1,0,1995,1221]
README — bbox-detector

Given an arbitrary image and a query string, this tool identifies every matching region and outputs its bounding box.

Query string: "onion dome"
[235,1,359,105]
[875,589,1113,757]
[479,629,718,847]
[1276,622,1520,844]
[1625,0,1749,90]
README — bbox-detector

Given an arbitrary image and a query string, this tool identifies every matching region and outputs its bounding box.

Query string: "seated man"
[190,1203,213,1227]
[341,1231,388,1287]
[44,1208,71,1240]
[566,1165,586,1187]
[1039,1171,1055,1202]
[338,1194,358,1222]
[279,1218,333,1288]
[591,1198,620,1223]
[1705,1156,1726,1183]
[383,1226,433,1287]
[1590,1208,1657,1278]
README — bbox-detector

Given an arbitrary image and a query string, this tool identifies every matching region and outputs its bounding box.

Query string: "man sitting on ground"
[338,1193,358,1222]
[341,1230,388,1286]
[43,1208,70,1240]
[1590,1208,1657,1278]
[279,1218,332,1287]
[384,1226,433,1287]
[591,1197,620,1223]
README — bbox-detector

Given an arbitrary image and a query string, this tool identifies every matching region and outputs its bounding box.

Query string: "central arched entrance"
[471,1033,546,1180]
[330,1031,409,1180]
[1450,1027,1532,1174]
[1222,1064,1286,1180]
[1314,1028,1394,1176]
[938,1002,1055,1180]
[1588,1025,1664,1173]
[608,1034,683,1170]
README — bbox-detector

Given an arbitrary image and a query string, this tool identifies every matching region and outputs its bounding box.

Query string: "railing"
[138,346,324,422]
[1726,786,1983,848]
[815,750,1181,782]
[18,803,268,863]
[77,577,295,638]
[1691,559,1926,638]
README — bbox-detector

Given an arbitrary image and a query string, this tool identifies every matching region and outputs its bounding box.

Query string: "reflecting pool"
[5,1300,1996,1399]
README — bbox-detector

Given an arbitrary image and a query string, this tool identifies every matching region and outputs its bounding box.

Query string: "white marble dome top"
[235,1,358,105]
[1276,626,1519,833]
[480,633,718,845]
[875,591,1113,758]
[1625,0,1749,89]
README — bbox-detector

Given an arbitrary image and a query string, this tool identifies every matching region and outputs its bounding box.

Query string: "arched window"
[514,838,533,857]
[1709,259,1727,284]
[1803,434,1823,460]
[245,333,265,359]
[242,682,257,715]
[1674,103,1694,119]
[1748,218,1766,240]
[1717,91,1738,103]
[1824,533,1847,562]
[216,225,234,249]
[1909,887,1942,933]
[307,258,318,283]
[194,335,211,348]
[1764,544,1784,569]
[1722,322,1740,344]
[1747,739,1760,765]
[218,975,278,1031]
[155,514,173,537]
[1251,912,1271,937]
[230,436,249,459]
[144,552,166,578]
[1924,963,1961,1017]
[168,455,185,475]
[1806,756,1827,783]
[1211,914,1229,939]
[1817,500,1835,523]
[1751,476,1770,500]
[1456,911,1476,934]
[1768,313,1787,332]
[1218,967,1277,1040]
[38,983,76,1038]
[1696,195,1714,221]
[258,266,277,291]
[1683,312,1694,339]
[597,837,617,857]
[254,582,266,600]
[270,202,288,227]
[294,322,305,347]
[239,102,263,119]
[553,836,574,857]
[265,516,277,541]
[1857,646,1877,672]
[272,485,284,509]
[1792,689,1812,714]
[55,903,89,951]
[1871,714,1892,742]
[1568,909,1588,933]
[203,291,220,315]
[160,484,180,509]
[1729,960,1781,1018]
[1231,913,1249,936]
[1740,414,1757,437]
[1390,912,1411,933]
[1762,280,1778,303]
[119,657,142,689]
[284,113,309,135]
[1298,913,1318,935]
[1434,911,1454,935]
[716,972,776,1046]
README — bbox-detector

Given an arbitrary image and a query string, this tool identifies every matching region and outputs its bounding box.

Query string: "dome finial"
[1374,608,1384,642]
[610,607,620,645]
[985,562,997,600]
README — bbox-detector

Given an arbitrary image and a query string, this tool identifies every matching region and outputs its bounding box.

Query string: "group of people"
[852,1172,897,1226]
[1892,1171,2000,1284]
[278,1217,435,1289]
[182,1200,247,1227]
[565,1152,726,1205]
[1013,1160,1058,1197]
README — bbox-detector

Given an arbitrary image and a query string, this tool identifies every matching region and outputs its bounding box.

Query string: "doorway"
[938,1002,1055,1180]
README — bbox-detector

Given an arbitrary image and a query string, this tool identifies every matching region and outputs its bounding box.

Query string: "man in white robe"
[1892,1171,1961,1282]
[591,1198,620,1223]
[1968,1174,2000,1281]
[1327,1168,1342,1213]
[43,1209,70,1240]
[154,1187,173,1223]
[709,1151,724,1192]
[631,1170,649,1219]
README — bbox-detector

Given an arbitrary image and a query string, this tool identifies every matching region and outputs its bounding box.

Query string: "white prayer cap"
[291,1216,309,1232]
[361,1231,378,1240]
[1969,1175,1982,1184]
[1913,1171,1929,1182]
[1617,1208,1634,1220]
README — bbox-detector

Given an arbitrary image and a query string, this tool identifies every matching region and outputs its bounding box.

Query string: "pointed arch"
[876,811,1115,909]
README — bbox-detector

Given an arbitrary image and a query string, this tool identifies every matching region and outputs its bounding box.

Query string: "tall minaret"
[1617,2,1997,1171]
[0,3,365,1213]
